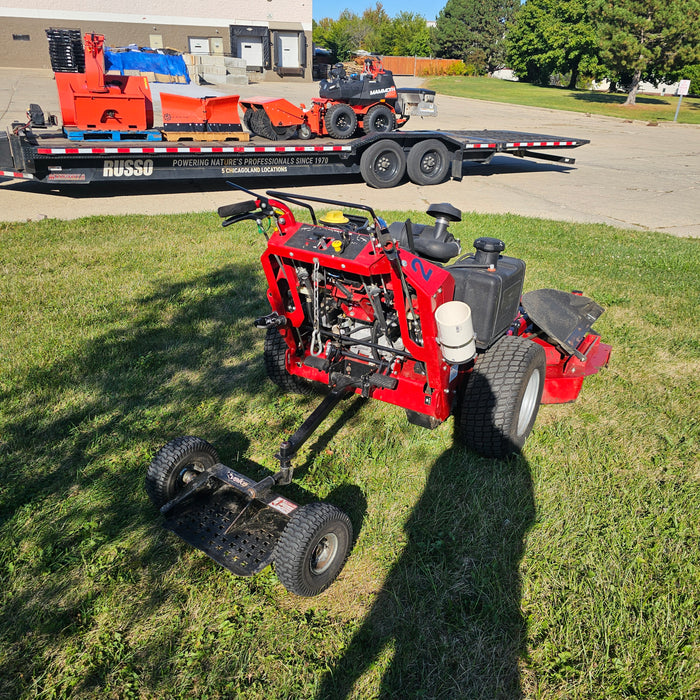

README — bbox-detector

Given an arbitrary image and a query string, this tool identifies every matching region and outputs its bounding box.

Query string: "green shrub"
[447,60,468,76]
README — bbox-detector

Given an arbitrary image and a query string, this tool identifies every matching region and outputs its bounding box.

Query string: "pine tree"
[594,0,700,105]
[433,0,518,74]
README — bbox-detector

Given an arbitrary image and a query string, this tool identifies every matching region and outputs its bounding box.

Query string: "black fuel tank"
[446,237,525,349]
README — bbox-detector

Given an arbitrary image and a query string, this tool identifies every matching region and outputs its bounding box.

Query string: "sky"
[312,0,446,22]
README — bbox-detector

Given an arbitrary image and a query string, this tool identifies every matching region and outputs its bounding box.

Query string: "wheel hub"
[421,153,437,172]
[310,533,338,575]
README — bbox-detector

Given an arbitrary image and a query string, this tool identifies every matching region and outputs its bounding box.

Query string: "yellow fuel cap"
[331,239,343,252]
[320,210,349,225]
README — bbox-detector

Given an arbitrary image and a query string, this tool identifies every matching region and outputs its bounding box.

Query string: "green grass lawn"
[426,76,700,125]
[1,208,698,699]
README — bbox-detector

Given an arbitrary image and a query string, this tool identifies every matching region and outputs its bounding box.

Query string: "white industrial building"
[1,1,313,81]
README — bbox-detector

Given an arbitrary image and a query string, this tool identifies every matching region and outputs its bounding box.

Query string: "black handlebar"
[217,199,258,219]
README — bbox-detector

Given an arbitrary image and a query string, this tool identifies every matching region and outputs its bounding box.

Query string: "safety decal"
[268,497,298,515]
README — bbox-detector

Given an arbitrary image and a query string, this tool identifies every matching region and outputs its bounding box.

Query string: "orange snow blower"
[53,33,153,132]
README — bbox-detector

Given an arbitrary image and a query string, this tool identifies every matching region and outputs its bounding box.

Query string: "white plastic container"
[435,301,476,364]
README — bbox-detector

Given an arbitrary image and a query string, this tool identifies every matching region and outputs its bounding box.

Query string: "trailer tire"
[360,140,406,189]
[406,139,450,186]
[264,327,313,395]
[324,104,357,139]
[274,502,353,596]
[146,436,219,508]
[457,335,546,458]
[364,104,396,134]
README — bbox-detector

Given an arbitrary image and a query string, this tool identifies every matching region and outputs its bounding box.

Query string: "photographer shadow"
[317,439,535,699]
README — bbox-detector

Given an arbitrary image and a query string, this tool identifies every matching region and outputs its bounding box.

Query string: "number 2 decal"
[411,257,433,282]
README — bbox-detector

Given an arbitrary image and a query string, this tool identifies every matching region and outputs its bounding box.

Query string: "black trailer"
[0,127,588,189]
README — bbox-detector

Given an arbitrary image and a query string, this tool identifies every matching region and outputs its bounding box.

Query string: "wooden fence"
[379,56,462,77]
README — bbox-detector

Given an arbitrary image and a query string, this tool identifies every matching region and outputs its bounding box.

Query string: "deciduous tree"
[313,5,392,61]
[507,0,600,88]
[313,4,432,59]
[379,12,432,57]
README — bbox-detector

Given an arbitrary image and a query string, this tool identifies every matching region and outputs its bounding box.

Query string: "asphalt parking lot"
[1,68,698,237]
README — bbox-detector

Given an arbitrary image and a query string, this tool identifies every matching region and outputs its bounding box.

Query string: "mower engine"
[222,188,610,456]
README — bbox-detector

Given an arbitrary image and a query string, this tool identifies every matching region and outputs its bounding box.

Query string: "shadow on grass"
[570,91,671,106]
[0,262,265,520]
[0,260,296,695]
[0,252,535,698]
[317,441,535,699]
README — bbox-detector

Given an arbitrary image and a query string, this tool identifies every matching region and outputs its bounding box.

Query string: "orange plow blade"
[160,93,241,133]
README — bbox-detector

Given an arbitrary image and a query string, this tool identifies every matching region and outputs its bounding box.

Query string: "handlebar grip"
[217,199,258,219]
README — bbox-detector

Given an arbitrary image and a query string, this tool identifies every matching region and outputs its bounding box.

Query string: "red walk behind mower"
[146,187,611,596]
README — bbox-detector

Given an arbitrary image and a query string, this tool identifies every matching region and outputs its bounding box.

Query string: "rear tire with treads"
[457,335,546,458]
[363,104,396,134]
[406,138,450,185]
[264,327,313,395]
[324,104,358,139]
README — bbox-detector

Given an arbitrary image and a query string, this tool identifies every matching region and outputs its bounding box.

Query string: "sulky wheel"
[363,104,396,134]
[406,138,450,186]
[145,436,219,508]
[274,502,353,596]
[324,104,358,139]
[359,140,407,189]
[457,335,546,458]
[264,327,313,395]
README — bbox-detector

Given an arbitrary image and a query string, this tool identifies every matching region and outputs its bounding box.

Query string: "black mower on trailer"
[145,184,610,596]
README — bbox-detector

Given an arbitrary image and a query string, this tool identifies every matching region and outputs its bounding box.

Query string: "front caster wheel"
[274,502,353,596]
[145,436,219,508]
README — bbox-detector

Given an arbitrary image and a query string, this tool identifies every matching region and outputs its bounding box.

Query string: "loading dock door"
[273,31,306,76]
[188,37,210,54]
[277,32,299,69]
[231,26,270,70]
[239,37,263,68]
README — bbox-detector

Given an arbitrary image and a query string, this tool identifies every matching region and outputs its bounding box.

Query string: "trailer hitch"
[254,312,286,329]
[273,382,354,488]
